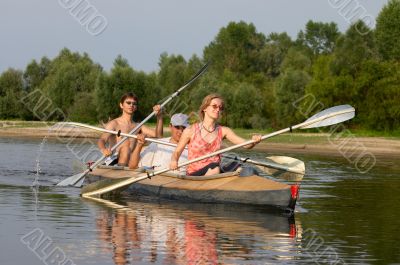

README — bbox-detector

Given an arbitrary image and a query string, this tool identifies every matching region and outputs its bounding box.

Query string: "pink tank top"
[187,123,223,175]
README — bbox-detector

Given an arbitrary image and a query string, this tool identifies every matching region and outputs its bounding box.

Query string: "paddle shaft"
[63,122,178,147]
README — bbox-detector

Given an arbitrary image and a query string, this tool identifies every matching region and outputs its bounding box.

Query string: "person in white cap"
[128,113,189,173]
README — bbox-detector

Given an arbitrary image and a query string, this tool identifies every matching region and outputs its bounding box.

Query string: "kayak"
[87,165,300,213]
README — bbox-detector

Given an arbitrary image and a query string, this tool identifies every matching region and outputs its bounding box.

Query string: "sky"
[0,0,388,73]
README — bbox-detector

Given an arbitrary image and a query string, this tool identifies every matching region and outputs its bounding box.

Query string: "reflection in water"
[87,196,300,265]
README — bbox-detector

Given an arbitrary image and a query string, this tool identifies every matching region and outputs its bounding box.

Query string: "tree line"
[0,0,399,132]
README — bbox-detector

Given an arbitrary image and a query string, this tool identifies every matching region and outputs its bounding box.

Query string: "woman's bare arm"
[170,126,192,170]
[223,127,261,149]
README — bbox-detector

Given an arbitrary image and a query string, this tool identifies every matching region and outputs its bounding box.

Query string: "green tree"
[23,57,51,92]
[230,82,266,128]
[0,69,24,119]
[275,68,311,127]
[68,92,97,123]
[259,32,293,77]
[297,20,340,56]
[172,54,204,117]
[39,49,102,120]
[331,20,377,76]
[375,0,400,60]
[203,21,266,77]
[95,55,160,122]
[132,71,161,120]
[95,56,136,121]
[157,53,187,98]
[356,60,400,130]
[303,55,356,114]
[188,73,223,120]
[281,47,311,72]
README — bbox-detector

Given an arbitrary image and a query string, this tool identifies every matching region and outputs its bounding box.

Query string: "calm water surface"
[0,137,399,265]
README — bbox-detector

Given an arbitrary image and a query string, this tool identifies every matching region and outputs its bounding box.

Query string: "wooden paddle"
[81,104,355,197]
[56,62,209,187]
[60,121,305,175]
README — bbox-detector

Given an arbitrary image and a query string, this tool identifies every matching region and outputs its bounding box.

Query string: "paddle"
[259,156,304,181]
[57,62,209,187]
[60,121,304,175]
[81,104,354,197]
[223,154,304,175]
[56,122,179,148]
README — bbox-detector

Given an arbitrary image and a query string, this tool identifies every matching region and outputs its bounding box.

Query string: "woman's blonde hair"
[198,93,224,121]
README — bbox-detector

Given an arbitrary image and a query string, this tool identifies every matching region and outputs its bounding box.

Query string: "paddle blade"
[74,177,85,188]
[56,172,86,186]
[81,177,131,198]
[81,172,148,198]
[257,156,305,182]
[266,156,305,174]
[301,104,355,129]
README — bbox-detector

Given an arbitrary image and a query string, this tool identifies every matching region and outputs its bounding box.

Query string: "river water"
[0,136,399,265]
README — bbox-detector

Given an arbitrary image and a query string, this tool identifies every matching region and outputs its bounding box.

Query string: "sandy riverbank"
[1,121,399,157]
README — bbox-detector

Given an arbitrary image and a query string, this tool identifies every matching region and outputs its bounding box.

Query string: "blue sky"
[0,0,388,73]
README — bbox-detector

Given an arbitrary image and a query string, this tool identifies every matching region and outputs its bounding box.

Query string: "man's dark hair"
[119,92,138,105]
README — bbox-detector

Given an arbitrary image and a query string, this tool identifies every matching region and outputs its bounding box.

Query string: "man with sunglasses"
[129,113,189,173]
[98,92,163,166]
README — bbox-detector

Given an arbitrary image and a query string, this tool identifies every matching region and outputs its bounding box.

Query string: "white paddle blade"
[74,177,85,187]
[266,156,305,174]
[258,156,305,181]
[301,104,355,129]
[56,172,85,186]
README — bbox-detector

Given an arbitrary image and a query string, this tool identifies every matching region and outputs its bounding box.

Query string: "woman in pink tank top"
[170,94,262,176]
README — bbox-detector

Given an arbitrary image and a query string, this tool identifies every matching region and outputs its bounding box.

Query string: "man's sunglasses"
[173,125,186,130]
[125,101,138,106]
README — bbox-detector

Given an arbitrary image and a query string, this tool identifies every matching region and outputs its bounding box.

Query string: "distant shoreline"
[1,121,399,158]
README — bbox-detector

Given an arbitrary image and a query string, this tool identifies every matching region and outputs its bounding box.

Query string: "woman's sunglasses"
[209,104,224,111]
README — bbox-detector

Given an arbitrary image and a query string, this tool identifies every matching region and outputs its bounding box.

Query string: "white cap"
[170,113,189,128]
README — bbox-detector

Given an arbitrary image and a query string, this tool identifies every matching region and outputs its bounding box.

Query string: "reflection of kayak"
[126,199,297,238]
[84,195,300,264]
[86,195,298,240]
[88,165,300,213]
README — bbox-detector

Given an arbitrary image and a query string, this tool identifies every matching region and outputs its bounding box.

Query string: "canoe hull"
[88,167,298,212]
[127,179,292,208]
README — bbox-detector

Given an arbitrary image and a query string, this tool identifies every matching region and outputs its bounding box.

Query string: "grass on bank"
[1,120,400,140]
[0,120,57,128]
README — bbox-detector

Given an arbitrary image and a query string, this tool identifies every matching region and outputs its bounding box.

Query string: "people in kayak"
[97,92,163,166]
[170,94,262,176]
[128,113,189,173]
